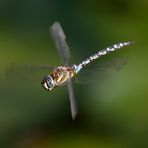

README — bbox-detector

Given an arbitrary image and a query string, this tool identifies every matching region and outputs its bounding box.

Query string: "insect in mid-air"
[41,22,133,119]
[5,22,133,120]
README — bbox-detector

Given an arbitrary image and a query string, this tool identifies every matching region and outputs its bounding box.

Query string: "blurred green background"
[0,0,148,147]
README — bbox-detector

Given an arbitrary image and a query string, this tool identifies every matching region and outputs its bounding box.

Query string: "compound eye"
[46,80,52,87]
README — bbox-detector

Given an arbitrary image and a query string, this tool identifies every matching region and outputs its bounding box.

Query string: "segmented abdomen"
[73,41,132,73]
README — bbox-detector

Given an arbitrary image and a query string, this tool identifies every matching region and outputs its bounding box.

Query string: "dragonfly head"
[41,75,54,91]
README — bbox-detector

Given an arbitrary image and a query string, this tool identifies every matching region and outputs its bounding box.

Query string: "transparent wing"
[5,63,54,81]
[75,58,126,84]
[67,79,78,120]
[50,22,77,119]
[50,21,70,66]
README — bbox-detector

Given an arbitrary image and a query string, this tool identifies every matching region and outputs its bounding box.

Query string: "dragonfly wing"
[50,22,70,66]
[50,22,77,119]
[5,63,55,80]
[75,57,126,84]
[66,79,78,120]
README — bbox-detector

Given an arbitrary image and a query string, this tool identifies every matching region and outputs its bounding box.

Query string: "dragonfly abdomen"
[73,41,132,73]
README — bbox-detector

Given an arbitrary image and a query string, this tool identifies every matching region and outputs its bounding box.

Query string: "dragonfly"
[41,22,133,119]
[6,22,133,120]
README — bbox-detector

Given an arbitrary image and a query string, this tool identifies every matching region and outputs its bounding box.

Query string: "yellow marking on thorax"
[57,76,63,83]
